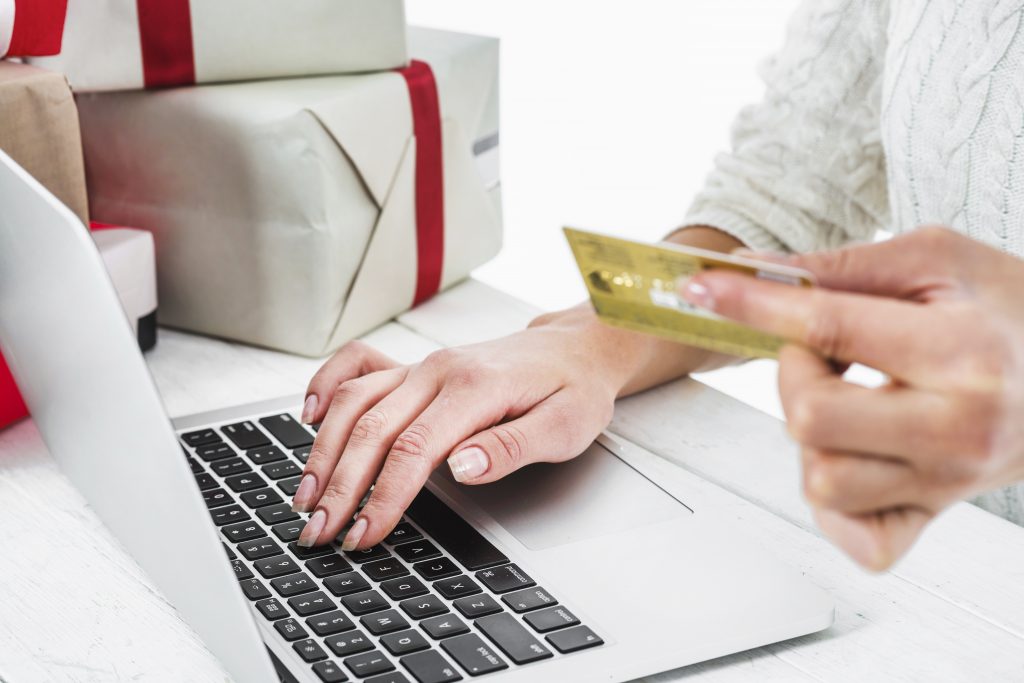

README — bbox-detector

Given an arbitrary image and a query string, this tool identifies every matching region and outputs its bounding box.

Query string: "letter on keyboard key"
[260,413,315,448]
[453,594,502,619]
[324,572,370,597]
[400,650,463,683]
[441,634,508,676]
[545,625,604,653]
[342,589,390,615]
[405,490,509,570]
[475,613,552,664]
[305,554,352,578]
[420,614,469,640]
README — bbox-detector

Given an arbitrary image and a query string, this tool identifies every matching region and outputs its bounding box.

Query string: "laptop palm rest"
[446,441,691,551]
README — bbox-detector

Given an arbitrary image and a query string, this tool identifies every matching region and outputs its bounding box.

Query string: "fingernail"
[681,280,715,310]
[448,447,490,483]
[297,508,326,548]
[301,395,318,424]
[291,474,317,513]
[341,517,368,551]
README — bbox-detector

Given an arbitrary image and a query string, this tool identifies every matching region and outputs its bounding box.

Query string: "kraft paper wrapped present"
[78,27,502,356]
[28,0,407,91]
[0,0,67,57]
[0,61,88,225]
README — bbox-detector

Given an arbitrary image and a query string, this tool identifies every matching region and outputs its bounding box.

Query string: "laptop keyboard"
[180,413,603,682]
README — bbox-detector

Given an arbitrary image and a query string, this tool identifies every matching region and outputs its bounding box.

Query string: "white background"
[407,1,804,417]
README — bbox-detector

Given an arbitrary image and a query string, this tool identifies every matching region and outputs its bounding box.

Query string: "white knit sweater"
[683,0,1024,524]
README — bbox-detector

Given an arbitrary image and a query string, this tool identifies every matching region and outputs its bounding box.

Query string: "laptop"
[0,150,834,682]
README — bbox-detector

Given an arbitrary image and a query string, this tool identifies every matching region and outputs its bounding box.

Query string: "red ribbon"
[136,0,195,88]
[7,0,67,56]
[398,60,445,307]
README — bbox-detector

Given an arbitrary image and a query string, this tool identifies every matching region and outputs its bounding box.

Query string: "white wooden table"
[2,279,1024,682]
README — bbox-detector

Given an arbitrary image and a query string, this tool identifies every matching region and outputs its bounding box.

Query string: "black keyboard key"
[254,555,300,579]
[194,472,218,491]
[380,629,430,656]
[545,625,603,653]
[260,413,315,448]
[240,487,284,509]
[196,442,235,462]
[203,488,233,509]
[307,610,356,637]
[293,445,313,464]
[361,609,410,636]
[344,650,394,679]
[420,614,469,640]
[345,545,391,564]
[366,674,409,683]
[240,578,271,600]
[211,505,249,526]
[225,472,267,493]
[231,559,253,580]
[502,587,556,613]
[324,572,371,597]
[380,576,428,601]
[524,606,580,633]
[275,617,309,642]
[400,651,463,683]
[246,444,287,465]
[272,519,306,542]
[223,420,271,450]
[306,554,353,578]
[326,630,374,657]
[393,540,441,564]
[257,502,300,525]
[312,660,350,683]
[278,475,304,496]
[290,542,335,560]
[406,490,508,571]
[271,572,317,597]
[294,638,329,663]
[342,589,389,615]
[452,594,502,619]
[182,428,220,447]
[289,590,335,616]
[413,558,460,582]
[399,594,448,620]
[212,457,251,478]
[433,576,480,600]
[188,458,205,474]
[475,613,551,664]
[256,597,288,620]
[238,537,282,561]
[384,523,422,546]
[263,460,302,481]
[363,558,409,582]
[475,564,534,594]
[440,634,508,677]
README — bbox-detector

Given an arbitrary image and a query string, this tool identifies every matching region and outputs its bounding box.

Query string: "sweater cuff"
[679,206,790,254]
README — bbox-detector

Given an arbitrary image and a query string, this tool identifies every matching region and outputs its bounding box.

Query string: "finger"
[446,388,605,485]
[778,345,959,460]
[801,448,939,515]
[299,371,441,548]
[683,270,952,381]
[294,368,408,513]
[348,382,516,549]
[303,340,400,424]
[814,507,933,572]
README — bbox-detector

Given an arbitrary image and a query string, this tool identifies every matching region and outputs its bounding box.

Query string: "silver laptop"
[0,151,833,682]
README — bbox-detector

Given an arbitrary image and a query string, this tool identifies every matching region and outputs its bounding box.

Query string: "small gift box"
[27,0,408,92]
[78,27,502,356]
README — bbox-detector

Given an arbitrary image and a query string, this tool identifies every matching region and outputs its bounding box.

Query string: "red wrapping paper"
[4,0,67,57]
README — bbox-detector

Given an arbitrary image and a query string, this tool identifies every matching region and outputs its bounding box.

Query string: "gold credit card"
[564,227,816,359]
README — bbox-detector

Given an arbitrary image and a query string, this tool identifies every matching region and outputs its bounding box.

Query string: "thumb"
[814,507,932,572]
[444,390,603,485]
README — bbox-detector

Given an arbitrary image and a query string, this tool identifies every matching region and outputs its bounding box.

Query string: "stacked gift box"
[0,0,502,428]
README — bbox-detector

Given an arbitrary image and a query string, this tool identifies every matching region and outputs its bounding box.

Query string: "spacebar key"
[406,489,509,570]
[476,613,552,664]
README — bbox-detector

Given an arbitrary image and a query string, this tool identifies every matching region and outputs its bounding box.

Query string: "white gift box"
[28,0,407,92]
[77,27,502,356]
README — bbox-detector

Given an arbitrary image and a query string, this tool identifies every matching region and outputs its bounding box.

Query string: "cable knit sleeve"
[682,0,891,253]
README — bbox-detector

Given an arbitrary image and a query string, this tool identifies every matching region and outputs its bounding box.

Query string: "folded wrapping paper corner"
[0,0,68,57]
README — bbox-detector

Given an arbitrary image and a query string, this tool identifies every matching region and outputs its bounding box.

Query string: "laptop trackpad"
[447,440,691,551]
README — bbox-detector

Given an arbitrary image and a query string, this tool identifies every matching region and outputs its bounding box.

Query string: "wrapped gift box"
[28,0,407,92]
[1,224,158,430]
[77,27,502,357]
[0,61,88,224]
[0,0,67,57]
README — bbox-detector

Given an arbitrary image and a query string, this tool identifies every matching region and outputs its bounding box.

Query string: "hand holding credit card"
[564,228,816,359]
